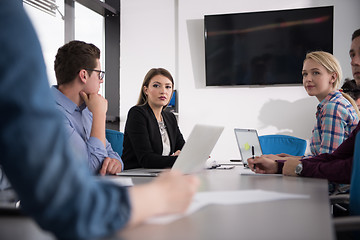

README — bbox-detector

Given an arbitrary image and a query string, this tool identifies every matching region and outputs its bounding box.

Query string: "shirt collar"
[317,90,342,111]
[51,85,86,113]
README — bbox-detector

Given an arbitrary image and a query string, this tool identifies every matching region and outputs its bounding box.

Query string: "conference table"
[0,166,335,240]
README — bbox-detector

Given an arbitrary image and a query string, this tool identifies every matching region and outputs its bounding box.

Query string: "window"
[75,2,105,95]
[24,0,64,85]
[24,0,105,97]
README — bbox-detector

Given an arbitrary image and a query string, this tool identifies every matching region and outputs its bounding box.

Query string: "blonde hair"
[305,51,360,117]
[304,51,342,89]
[341,92,360,117]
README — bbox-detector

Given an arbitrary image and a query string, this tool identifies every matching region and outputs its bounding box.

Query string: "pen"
[252,145,256,169]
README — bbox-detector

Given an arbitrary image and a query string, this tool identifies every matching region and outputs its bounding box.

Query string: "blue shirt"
[51,86,124,173]
[0,1,131,239]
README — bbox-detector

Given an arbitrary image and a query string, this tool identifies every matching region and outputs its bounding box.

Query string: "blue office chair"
[333,132,360,237]
[258,134,307,156]
[105,129,124,157]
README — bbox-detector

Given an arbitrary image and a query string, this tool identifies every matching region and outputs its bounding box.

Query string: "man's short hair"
[54,40,100,85]
[352,29,360,41]
[342,78,360,101]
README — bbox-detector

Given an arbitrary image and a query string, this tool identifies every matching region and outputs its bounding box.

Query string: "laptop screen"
[234,129,262,165]
[172,124,224,174]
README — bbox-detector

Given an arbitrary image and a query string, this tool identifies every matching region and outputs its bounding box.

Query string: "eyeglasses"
[84,69,105,80]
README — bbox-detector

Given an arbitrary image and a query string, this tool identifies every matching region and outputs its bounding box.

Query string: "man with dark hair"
[350,29,360,86]
[52,40,123,175]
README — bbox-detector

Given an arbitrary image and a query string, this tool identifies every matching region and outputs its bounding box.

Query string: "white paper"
[147,189,309,224]
[237,166,282,176]
[101,176,134,187]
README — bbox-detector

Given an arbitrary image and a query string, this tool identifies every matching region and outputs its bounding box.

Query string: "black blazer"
[122,104,185,170]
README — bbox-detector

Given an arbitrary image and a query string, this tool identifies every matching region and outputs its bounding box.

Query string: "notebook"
[234,128,263,166]
[116,124,224,177]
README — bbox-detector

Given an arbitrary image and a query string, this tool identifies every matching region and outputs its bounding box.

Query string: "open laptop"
[117,124,224,177]
[234,128,262,166]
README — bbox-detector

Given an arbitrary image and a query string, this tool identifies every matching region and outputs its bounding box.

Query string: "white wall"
[120,0,360,163]
[120,0,177,122]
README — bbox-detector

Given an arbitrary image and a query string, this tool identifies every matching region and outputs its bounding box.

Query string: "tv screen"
[204,6,333,86]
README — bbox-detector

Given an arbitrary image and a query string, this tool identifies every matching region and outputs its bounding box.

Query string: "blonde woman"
[248,51,359,177]
[303,51,359,155]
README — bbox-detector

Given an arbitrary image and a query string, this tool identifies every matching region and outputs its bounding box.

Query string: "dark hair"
[54,40,100,85]
[341,78,360,101]
[136,68,174,107]
[352,29,360,41]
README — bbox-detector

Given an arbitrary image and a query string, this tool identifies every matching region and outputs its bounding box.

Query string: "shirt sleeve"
[317,102,349,154]
[0,2,131,239]
[57,117,106,173]
[300,124,358,184]
[84,110,124,171]
[87,137,124,171]
[105,139,124,170]
[59,110,124,173]
[87,136,111,170]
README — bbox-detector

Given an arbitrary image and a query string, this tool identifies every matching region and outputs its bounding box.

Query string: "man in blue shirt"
[0,1,199,239]
[51,41,123,175]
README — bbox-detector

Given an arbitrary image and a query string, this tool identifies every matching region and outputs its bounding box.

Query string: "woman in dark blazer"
[122,68,185,170]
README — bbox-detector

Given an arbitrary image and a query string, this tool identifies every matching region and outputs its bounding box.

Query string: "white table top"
[0,167,335,240]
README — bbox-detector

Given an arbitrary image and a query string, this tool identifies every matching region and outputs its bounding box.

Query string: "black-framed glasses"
[84,68,105,80]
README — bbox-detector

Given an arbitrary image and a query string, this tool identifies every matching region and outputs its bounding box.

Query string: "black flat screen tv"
[204,6,333,86]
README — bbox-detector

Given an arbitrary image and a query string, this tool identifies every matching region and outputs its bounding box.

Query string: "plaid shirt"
[310,91,359,155]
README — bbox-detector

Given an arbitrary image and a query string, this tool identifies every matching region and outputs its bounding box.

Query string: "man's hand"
[99,157,122,176]
[80,91,108,116]
[80,91,107,146]
[247,154,279,174]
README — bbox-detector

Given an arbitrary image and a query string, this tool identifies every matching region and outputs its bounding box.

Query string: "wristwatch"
[295,163,303,176]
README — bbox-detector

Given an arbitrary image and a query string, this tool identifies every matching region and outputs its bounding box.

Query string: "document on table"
[147,189,309,224]
[100,176,134,187]
[237,166,282,176]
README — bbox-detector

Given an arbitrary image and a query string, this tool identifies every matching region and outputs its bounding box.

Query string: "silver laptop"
[117,124,224,177]
[234,128,262,166]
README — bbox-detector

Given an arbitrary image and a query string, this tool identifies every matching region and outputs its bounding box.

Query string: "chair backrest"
[350,132,360,216]
[105,129,124,157]
[258,134,307,156]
